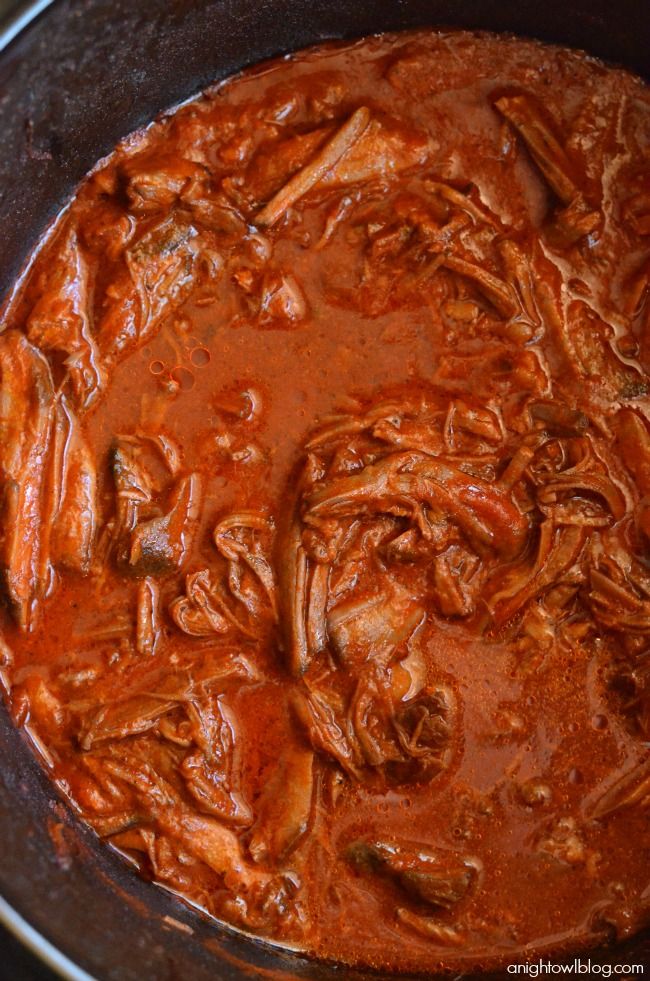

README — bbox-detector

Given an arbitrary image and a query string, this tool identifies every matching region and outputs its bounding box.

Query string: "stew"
[0,28,649,973]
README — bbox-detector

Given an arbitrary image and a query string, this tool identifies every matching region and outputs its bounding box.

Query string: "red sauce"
[0,28,649,973]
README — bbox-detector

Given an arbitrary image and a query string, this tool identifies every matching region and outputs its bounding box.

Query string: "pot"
[0,1,648,978]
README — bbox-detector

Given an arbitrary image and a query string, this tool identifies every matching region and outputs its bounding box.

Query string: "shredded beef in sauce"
[0,28,649,973]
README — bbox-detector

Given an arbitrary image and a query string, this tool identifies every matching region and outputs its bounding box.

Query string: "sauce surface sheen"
[1,28,650,973]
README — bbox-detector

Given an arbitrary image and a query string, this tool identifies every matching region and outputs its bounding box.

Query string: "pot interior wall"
[0,1,648,978]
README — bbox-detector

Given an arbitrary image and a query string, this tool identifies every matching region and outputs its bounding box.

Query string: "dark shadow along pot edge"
[0,0,648,978]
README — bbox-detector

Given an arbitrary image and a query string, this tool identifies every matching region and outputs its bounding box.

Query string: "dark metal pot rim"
[0,2,647,979]
[0,7,89,974]
[0,893,95,981]
[0,0,52,51]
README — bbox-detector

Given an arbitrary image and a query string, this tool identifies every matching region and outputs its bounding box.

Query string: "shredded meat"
[0,26,649,977]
